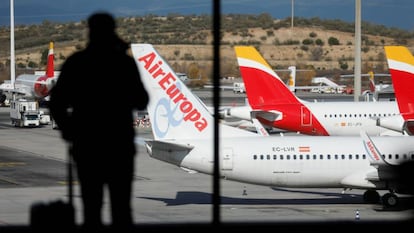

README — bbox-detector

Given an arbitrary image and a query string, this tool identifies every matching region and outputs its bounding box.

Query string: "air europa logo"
[366,141,380,161]
[138,52,208,132]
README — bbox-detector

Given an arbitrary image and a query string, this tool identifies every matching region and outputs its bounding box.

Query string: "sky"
[0,0,413,31]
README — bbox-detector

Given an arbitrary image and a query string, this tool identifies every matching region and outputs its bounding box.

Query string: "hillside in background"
[1,14,413,87]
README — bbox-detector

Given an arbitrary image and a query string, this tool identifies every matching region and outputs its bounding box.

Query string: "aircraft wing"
[145,140,194,152]
[0,84,30,97]
[203,84,234,90]
[360,130,395,167]
[293,86,323,90]
[357,130,402,187]
[144,140,194,166]
[340,169,378,188]
[341,128,404,189]
[340,130,407,189]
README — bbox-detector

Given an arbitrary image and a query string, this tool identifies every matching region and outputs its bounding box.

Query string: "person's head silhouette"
[86,12,127,50]
[88,12,115,34]
[87,12,116,41]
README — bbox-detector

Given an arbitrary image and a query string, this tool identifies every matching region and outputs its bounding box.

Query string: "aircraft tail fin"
[32,41,56,98]
[287,66,296,92]
[131,44,258,141]
[46,41,55,78]
[368,71,376,93]
[234,46,300,108]
[384,46,414,120]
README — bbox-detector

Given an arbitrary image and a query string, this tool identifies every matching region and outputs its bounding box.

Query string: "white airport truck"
[10,99,41,127]
[233,82,245,93]
[39,110,51,125]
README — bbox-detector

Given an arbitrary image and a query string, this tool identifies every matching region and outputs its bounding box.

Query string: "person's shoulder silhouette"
[50,11,148,140]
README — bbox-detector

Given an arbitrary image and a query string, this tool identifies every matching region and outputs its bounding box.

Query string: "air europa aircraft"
[0,41,57,100]
[224,46,404,136]
[131,43,414,207]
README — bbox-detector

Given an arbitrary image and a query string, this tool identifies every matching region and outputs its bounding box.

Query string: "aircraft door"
[301,106,312,126]
[221,148,234,170]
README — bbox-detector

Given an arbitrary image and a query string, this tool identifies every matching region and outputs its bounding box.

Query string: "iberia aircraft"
[225,46,404,136]
[290,68,387,96]
[379,46,414,135]
[286,66,345,94]
[131,43,414,207]
[341,71,390,95]
[0,41,57,100]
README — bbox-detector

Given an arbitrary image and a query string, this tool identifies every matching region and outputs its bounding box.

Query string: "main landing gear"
[363,189,399,207]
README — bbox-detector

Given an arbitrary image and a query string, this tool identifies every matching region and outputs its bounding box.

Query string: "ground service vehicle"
[10,99,40,127]
[233,82,245,93]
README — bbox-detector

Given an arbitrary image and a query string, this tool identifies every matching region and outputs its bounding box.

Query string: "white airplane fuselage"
[147,134,413,190]
[1,42,56,100]
[13,74,58,99]
[226,101,401,136]
[304,101,400,136]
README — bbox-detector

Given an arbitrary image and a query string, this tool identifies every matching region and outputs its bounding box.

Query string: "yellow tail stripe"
[234,46,272,69]
[384,46,414,66]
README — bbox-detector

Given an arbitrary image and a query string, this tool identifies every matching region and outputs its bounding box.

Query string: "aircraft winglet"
[251,118,270,136]
[360,130,388,166]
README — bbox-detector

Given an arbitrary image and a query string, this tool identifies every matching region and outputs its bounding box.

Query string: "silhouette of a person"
[49,12,148,230]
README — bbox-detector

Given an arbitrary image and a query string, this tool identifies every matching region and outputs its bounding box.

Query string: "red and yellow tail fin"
[368,71,376,93]
[287,66,296,92]
[234,46,300,108]
[46,41,54,78]
[384,46,414,119]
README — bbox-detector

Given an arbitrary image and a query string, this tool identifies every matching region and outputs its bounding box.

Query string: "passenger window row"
[253,153,414,161]
[323,113,397,118]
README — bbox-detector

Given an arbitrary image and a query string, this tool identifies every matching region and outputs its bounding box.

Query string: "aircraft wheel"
[363,190,380,204]
[382,193,399,207]
[0,94,6,103]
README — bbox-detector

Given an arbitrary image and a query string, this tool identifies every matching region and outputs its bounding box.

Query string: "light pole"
[354,0,361,102]
[291,0,294,28]
[10,0,15,89]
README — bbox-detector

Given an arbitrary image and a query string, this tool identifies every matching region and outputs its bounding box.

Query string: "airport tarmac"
[0,92,412,229]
